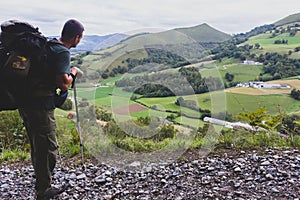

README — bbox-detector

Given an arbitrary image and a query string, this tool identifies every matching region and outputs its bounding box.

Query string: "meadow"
[74,74,300,129]
[243,32,300,55]
[71,29,300,128]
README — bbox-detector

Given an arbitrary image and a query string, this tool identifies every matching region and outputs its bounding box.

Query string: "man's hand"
[70,66,83,78]
[56,67,83,92]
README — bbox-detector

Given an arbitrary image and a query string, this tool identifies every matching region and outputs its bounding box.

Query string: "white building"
[243,60,262,65]
[236,81,290,89]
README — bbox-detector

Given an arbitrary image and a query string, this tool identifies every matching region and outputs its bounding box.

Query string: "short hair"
[61,19,84,39]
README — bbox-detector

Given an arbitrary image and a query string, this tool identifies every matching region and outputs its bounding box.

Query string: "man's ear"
[74,35,82,43]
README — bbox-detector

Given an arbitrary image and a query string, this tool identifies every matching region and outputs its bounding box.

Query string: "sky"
[0,0,300,36]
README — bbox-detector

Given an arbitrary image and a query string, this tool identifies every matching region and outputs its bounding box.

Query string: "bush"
[0,111,27,151]
[60,98,73,110]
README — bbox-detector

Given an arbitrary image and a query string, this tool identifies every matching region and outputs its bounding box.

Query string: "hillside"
[82,23,231,75]
[274,12,300,27]
[76,13,300,129]
[121,23,232,45]
[174,23,231,42]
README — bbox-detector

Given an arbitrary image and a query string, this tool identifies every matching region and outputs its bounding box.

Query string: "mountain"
[174,23,231,42]
[274,13,300,27]
[120,23,231,45]
[71,33,129,53]
[81,22,232,80]
[69,23,230,54]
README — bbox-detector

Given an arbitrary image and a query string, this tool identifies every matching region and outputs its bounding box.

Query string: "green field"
[225,92,300,116]
[137,91,300,119]
[202,63,263,82]
[73,72,300,128]
[243,32,300,57]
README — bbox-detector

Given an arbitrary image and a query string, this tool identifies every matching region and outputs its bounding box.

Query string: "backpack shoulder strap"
[47,38,62,45]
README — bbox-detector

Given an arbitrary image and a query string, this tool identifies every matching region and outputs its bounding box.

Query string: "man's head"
[61,19,84,48]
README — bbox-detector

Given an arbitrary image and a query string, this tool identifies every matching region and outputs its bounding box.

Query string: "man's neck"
[58,38,72,49]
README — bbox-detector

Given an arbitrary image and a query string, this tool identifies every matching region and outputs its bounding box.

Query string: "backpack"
[0,20,62,111]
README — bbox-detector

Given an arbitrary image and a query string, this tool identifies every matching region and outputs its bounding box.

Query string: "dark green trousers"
[18,108,58,195]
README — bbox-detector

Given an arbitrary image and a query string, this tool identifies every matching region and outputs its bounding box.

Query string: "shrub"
[0,111,27,151]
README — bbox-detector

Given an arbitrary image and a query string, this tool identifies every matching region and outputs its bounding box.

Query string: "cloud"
[0,0,299,36]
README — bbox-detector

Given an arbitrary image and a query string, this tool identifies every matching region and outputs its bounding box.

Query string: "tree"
[225,72,234,82]
[175,97,184,106]
[166,114,175,122]
[235,107,268,131]
[291,89,300,100]
[235,107,283,132]
[101,73,109,79]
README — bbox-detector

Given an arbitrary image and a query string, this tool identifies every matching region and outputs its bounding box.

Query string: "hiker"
[17,19,84,199]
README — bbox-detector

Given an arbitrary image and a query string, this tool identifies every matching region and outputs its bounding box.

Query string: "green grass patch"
[0,149,29,163]
[137,97,201,118]
[175,116,205,129]
[200,60,263,87]
[243,32,300,55]
[217,130,300,149]
[226,93,300,116]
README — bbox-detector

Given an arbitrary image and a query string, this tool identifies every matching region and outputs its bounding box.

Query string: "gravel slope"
[1,148,300,200]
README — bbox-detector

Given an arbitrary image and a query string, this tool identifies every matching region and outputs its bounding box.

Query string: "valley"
[66,14,300,134]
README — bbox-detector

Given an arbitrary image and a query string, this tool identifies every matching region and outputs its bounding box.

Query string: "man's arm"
[56,67,81,92]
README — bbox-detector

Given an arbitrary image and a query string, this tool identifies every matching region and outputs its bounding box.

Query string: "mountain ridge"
[73,12,300,52]
[274,12,300,27]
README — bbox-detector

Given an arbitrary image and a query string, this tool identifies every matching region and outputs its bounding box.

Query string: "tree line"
[115,67,223,97]
[101,47,190,79]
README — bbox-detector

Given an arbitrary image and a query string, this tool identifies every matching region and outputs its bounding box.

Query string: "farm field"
[74,74,300,128]
[225,92,300,116]
[242,32,300,56]
[138,90,300,118]
[197,58,264,84]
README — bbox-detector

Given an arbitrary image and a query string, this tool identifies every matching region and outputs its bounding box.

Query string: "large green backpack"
[0,20,60,110]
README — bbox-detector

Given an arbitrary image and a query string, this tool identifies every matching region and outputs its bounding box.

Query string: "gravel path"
[1,148,300,199]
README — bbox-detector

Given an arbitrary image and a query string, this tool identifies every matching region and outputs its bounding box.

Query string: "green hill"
[76,12,300,130]
[82,23,232,77]
[274,13,300,27]
[174,23,232,42]
[116,23,231,49]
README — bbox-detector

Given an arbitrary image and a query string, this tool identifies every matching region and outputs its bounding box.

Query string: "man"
[18,19,84,200]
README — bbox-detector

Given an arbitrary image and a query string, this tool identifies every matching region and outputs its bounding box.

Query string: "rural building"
[236,81,290,89]
[243,60,262,65]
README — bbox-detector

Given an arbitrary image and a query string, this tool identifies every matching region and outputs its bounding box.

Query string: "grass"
[225,92,300,116]
[174,116,205,129]
[0,149,29,163]
[219,64,263,82]
[135,89,300,120]
[201,59,263,83]
[79,74,300,127]
[243,32,300,56]
[217,130,300,149]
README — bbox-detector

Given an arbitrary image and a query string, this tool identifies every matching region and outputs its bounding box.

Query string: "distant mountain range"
[71,33,129,53]
[72,12,300,53]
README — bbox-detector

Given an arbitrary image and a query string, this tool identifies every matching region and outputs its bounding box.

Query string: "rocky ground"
[1,148,300,200]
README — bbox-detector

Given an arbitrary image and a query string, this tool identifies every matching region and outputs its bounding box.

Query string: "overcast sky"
[0,0,299,36]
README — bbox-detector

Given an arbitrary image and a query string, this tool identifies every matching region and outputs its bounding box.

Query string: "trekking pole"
[71,67,85,169]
